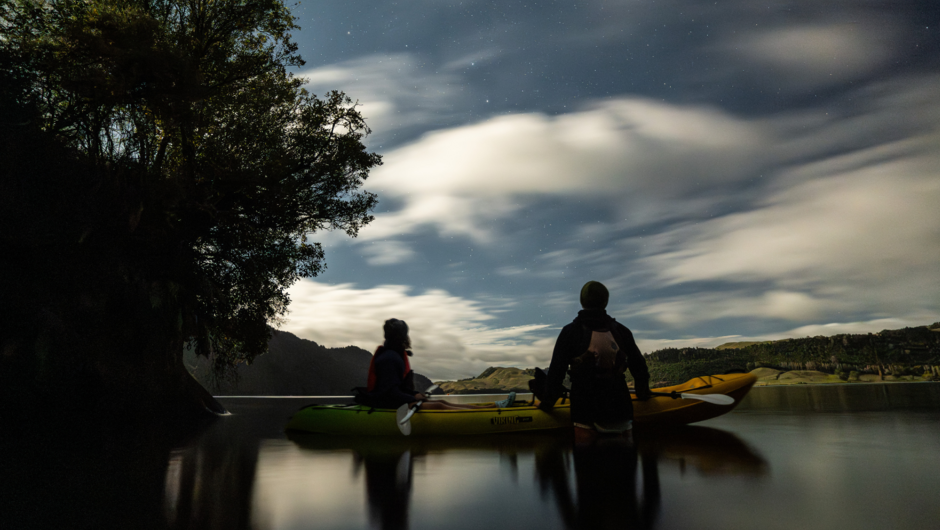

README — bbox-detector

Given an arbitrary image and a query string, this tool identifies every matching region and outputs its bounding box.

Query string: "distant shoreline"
[747,367,935,387]
[753,379,939,387]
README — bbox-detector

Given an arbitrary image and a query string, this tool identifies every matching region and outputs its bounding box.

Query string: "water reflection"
[534,437,659,530]
[358,447,412,530]
[163,423,259,529]
[8,390,940,530]
[286,426,766,530]
[0,416,217,530]
[286,434,569,530]
[635,426,768,477]
[738,383,940,412]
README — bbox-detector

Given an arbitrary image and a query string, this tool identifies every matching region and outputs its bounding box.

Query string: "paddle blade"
[397,403,420,425]
[396,403,409,423]
[396,404,413,435]
[680,392,735,406]
[398,418,412,436]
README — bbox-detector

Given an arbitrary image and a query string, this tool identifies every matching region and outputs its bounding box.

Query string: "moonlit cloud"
[629,128,940,331]
[301,79,939,370]
[729,22,898,90]
[361,98,766,241]
[644,146,940,289]
[358,240,418,266]
[285,280,556,380]
[631,290,833,326]
[276,2,940,378]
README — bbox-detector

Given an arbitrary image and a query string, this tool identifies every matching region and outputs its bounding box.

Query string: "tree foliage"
[0,0,380,406]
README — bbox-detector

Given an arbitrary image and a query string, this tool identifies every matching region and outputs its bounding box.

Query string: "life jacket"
[366,345,412,392]
[569,325,627,380]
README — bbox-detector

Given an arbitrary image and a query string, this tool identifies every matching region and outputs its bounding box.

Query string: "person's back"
[538,281,651,439]
[359,319,418,409]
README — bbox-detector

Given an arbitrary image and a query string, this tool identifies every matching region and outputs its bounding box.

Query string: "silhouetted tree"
[0,0,380,420]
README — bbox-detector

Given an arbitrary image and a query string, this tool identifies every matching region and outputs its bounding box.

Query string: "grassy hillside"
[715,341,767,350]
[437,367,536,394]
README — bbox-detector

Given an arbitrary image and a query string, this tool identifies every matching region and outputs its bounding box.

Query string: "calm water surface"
[5,384,940,529]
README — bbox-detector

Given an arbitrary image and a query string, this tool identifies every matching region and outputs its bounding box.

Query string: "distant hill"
[715,341,766,350]
[186,330,432,396]
[433,322,940,392]
[644,322,940,386]
[436,367,536,394]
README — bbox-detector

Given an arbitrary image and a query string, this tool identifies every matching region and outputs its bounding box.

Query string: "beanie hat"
[580,281,609,309]
[383,318,409,342]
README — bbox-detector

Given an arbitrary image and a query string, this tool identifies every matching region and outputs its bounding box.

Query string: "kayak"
[634,372,757,425]
[284,372,757,436]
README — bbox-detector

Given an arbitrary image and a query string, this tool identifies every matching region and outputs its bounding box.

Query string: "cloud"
[297,53,468,147]
[647,144,940,283]
[728,22,898,90]
[770,75,940,169]
[284,280,556,380]
[440,48,503,72]
[360,98,766,241]
[634,132,940,326]
[632,290,834,326]
[282,6,939,365]
[358,240,417,266]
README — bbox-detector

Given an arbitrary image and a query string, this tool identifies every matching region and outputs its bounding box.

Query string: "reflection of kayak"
[284,373,756,436]
[635,425,768,476]
[288,426,766,478]
[287,431,569,456]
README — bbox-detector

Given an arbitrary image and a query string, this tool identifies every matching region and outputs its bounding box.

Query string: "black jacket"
[543,309,651,425]
[365,348,417,408]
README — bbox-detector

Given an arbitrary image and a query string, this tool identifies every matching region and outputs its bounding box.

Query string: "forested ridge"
[644,322,940,386]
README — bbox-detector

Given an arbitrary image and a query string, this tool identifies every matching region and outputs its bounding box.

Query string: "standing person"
[535,281,652,443]
[360,318,512,410]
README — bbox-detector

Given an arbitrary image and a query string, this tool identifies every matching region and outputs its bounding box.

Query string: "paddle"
[396,384,440,436]
[632,389,735,406]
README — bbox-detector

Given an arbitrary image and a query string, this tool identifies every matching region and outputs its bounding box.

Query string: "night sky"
[279,1,940,380]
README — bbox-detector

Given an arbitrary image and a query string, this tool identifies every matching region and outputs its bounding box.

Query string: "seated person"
[363,318,513,410]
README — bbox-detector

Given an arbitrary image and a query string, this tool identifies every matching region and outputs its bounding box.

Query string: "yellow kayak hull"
[633,373,757,424]
[284,372,756,435]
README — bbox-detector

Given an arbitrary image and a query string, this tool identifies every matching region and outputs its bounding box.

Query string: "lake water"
[4,384,940,529]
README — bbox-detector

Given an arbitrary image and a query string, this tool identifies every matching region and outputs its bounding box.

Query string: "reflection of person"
[536,281,652,443]
[535,440,660,530]
[360,450,413,530]
[362,319,506,410]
